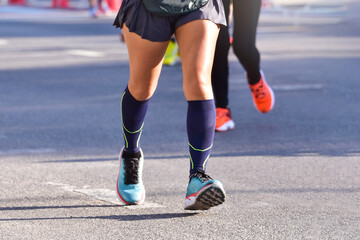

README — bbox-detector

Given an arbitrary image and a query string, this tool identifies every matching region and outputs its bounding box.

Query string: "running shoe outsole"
[215,119,235,132]
[185,183,226,210]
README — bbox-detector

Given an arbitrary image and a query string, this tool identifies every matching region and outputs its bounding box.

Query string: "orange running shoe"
[215,108,235,132]
[248,70,275,113]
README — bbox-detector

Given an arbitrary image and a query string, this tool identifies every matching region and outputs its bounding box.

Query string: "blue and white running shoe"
[116,147,145,205]
[184,171,226,210]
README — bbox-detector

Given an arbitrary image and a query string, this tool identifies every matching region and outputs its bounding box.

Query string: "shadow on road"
[0,211,199,222]
[0,204,120,211]
[36,147,360,164]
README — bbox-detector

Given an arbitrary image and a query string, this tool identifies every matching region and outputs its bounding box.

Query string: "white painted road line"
[228,83,323,91]
[66,49,105,58]
[46,182,164,208]
[272,84,323,91]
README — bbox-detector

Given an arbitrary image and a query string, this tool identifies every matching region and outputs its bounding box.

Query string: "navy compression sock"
[121,87,149,154]
[187,100,216,175]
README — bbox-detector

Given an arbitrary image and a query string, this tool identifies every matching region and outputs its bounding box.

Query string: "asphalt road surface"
[1,2,360,239]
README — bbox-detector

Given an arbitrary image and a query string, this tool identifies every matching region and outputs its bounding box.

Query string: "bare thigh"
[122,25,169,101]
[175,20,220,101]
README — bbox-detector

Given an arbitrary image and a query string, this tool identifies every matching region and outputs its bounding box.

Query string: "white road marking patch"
[66,49,105,57]
[47,182,119,204]
[46,182,164,208]
[0,39,8,45]
[0,148,55,155]
[249,201,273,208]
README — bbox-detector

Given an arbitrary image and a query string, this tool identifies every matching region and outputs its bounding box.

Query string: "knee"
[128,83,156,101]
[183,73,213,100]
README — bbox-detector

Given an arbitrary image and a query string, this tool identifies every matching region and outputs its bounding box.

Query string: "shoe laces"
[251,79,267,100]
[216,108,230,119]
[123,157,140,185]
[190,171,212,183]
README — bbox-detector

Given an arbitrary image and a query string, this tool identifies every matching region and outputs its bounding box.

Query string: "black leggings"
[211,0,261,108]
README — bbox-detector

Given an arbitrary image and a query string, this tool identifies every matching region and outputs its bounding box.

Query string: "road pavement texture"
[0,1,360,239]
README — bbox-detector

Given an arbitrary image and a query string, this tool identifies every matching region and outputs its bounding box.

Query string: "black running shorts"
[113,0,226,42]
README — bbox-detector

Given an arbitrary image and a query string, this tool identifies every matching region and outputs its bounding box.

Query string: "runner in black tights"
[212,0,275,132]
